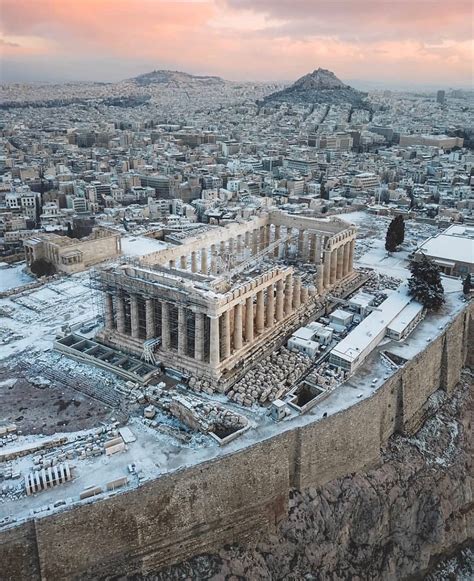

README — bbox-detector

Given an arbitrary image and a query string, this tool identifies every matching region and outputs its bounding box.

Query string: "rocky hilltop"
[139,374,473,580]
[263,67,369,107]
[131,70,225,86]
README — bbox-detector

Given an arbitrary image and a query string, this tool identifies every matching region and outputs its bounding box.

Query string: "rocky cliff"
[140,373,473,580]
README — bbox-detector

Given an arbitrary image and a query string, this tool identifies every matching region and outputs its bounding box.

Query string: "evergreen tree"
[463,273,472,296]
[394,215,405,246]
[67,222,74,238]
[408,254,445,310]
[385,219,398,252]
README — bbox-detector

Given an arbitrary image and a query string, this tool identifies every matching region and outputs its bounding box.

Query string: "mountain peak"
[262,67,368,108]
[293,68,348,91]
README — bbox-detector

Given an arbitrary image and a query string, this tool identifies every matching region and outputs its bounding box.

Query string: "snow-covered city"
[1,37,473,580]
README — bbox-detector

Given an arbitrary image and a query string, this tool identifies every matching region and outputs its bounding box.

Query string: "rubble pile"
[227,347,312,407]
[363,272,402,292]
[307,362,346,388]
[163,395,248,436]
[0,423,18,447]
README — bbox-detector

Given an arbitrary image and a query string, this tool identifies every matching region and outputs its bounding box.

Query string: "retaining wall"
[1,303,472,580]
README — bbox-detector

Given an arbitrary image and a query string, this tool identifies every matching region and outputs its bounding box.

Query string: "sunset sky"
[1,0,472,87]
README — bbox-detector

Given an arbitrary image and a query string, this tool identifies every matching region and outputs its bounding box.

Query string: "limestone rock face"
[144,377,473,581]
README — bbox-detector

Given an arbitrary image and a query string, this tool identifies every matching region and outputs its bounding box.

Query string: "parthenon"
[93,210,356,381]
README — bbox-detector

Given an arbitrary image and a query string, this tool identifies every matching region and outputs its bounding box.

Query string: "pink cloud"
[1,0,472,84]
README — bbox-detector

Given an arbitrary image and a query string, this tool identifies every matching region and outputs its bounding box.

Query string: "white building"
[329,287,423,373]
[415,224,474,277]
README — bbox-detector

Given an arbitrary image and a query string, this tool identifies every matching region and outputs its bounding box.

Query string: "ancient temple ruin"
[91,211,356,381]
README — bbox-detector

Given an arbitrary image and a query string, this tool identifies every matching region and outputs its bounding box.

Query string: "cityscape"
[0,1,473,580]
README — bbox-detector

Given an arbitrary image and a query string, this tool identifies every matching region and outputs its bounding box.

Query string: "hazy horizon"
[1,0,473,87]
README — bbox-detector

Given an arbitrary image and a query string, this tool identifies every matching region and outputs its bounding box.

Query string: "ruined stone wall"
[1,303,472,580]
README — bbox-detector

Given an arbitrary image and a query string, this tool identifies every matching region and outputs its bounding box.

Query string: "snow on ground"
[121,236,167,257]
[0,263,34,292]
[0,272,98,359]
[0,213,467,527]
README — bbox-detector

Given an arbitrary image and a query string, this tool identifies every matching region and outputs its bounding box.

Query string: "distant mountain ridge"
[263,67,369,107]
[131,69,225,86]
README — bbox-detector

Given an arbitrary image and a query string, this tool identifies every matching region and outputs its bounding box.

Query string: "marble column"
[264,224,270,247]
[233,303,243,351]
[307,234,315,262]
[259,226,266,251]
[266,284,275,328]
[314,235,322,264]
[210,244,217,275]
[161,302,170,349]
[145,298,155,340]
[252,229,259,255]
[130,295,139,339]
[236,234,243,257]
[116,296,125,334]
[323,250,331,288]
[298,229,305,257]
[191,251,198,273]
[273,225,281,257]
[276,279,284,321]
[284,274,293,316]
[245,296,254,343]
[343,242,351,276]
[178,306,187,356]
[336,246,344,280]
[228,238,235,257]
[330,249,338,285]
[244,231,251,254]
[221,309,231,360]
[169,259,175,269]
[256,290,265,334]
[285,227,292,257]
[105,293,114,330]
[180,255,187,270]
[209,315,220,367]
[194,312,204,361]
[293,275,301,310]
[349,239,355,272]
[200,248,207,274]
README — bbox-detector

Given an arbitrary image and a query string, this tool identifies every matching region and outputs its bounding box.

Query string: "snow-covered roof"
[418,225,474,265]
[330,287,417,364]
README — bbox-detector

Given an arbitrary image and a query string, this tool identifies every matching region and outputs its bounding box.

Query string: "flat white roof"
[292,327,316,341]
[348,291,374,308]
[330,309,353,320]
[418,226,474,265]
[330,287,416,363]
[387,301,424,335]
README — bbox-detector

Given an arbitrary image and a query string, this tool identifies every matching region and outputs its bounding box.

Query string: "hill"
[131,70,225,86]
[263,68,369,108]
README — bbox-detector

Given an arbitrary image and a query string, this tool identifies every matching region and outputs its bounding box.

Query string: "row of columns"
[104,273,310,369]
[323,238,355,287]
[162,226,355,297]
[167,224,332,277]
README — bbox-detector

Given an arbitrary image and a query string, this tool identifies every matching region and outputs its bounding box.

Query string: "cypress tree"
[394,215,405,246]
[385,219,397,252]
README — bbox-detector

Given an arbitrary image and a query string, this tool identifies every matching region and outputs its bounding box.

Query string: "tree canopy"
[408,254,444,310]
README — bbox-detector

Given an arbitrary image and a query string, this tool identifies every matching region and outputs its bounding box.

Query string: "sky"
[1,0,473,87]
